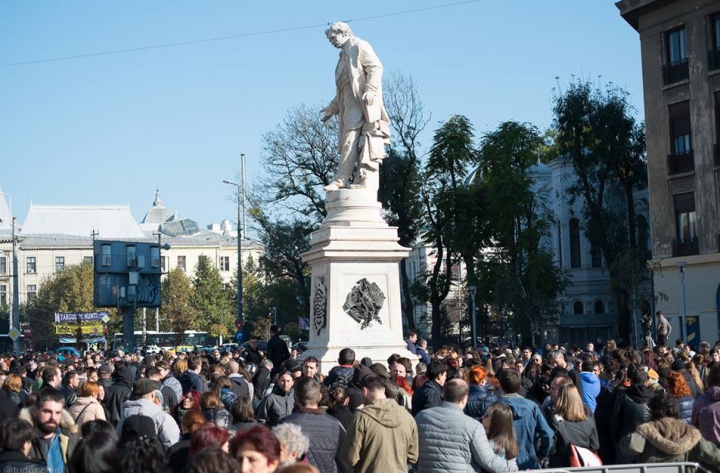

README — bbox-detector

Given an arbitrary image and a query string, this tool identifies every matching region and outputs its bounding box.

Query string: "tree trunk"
[399,259,416,331]
[625,183,637,250]
[431,299,443,350]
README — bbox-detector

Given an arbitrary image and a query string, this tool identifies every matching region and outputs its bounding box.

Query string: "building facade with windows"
[401,158,650,346]
[0,190,263,308]
[618,0,720,344]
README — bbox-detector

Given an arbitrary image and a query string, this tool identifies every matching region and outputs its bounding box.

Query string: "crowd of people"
[0,325,720,472]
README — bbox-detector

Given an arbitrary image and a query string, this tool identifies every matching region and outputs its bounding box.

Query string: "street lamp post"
[222,180,243,329]
[678,261,687,342]
[1,192,19,354]
[468,285,477,349]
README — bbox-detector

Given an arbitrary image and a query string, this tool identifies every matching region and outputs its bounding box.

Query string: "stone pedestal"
[301,188,413,374]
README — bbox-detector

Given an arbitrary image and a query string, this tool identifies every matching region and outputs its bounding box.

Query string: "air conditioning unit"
[137,255,145,268]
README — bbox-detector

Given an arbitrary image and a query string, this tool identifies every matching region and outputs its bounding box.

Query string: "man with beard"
[25,388,78,472]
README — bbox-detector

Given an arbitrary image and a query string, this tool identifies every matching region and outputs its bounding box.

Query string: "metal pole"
[142,308,147,346]
[241,153,247,234]
[11,217,19,353]
[469,285,477,350]
[679,261,687,342]
[223,180,243,325]
[155,308,160,332]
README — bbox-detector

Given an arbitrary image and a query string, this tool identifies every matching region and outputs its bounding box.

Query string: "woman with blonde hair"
[2,373,23,407]
[69,380,106,429]
[548,382,599,467]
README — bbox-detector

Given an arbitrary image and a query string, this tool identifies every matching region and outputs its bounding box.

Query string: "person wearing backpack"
[324,348,356,388]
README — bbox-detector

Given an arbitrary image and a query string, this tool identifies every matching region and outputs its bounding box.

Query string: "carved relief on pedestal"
[343,278,385,329]
[313,277,328,336]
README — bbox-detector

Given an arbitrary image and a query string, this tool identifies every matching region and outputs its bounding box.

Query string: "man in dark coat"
[611,369,653,464]
[101,363,133,426]
[280,377,346,473]
[179,356,206,394]
[0,389,19,422]
[267,325,290,376]
[411,360,447,417]
[0,418,48,472]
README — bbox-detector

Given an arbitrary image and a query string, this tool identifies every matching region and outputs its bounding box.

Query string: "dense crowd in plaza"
[0,324,720,472]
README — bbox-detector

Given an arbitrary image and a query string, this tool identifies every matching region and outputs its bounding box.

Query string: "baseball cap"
[132,378,156,398]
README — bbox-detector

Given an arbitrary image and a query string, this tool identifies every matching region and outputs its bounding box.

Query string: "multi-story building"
[0,188,262,308]
[402,157,650,347]
[618,0,720,343]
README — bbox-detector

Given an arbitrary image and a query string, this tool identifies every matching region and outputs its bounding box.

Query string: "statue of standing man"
[321,22,391,193]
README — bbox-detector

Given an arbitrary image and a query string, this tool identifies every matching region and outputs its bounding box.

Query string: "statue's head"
[325,22,353,49]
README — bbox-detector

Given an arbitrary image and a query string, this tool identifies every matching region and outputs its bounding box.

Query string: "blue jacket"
[580,372,601,413]
[464,384,498,420]
[496,394,554,470]
[676,395,694,424]
[411,380,443,417]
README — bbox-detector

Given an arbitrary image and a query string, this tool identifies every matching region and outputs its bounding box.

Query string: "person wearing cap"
[98,363,132,427]
[116,378,180,449]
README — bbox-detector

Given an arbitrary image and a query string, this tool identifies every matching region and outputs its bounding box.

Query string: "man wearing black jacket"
[267,325,290,376]
[411,360,446,417]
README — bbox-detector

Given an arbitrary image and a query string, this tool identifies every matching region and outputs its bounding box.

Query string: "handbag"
[556,415,603,467]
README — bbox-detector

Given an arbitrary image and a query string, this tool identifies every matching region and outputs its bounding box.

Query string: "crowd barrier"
[525,463,709,473]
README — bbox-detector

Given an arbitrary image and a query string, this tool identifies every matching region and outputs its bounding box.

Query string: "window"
[0,285,6,306]
[715,91,720,165]
[675,193,697,242]
[664,27,689,84]
[594,300,605,314]
[26,257,36,274]
[591,245,602,268]
[55,257,65,273]
[27,285,37,303]
[101,244,112,267]
[161,256,168,273]
[674,192,699,256]
[150,247,160,268]
[573,301,584,315]
[83,256,93,265]
[668,101,694,174]
[449,263,460,281]
[668,27,687,64]
[710,14,720,71]
[570,219,581,268]
[126,246,136,267]
[0,256,5,275]
[638,215,650,257]
[670,101,691,155]
[177,256,186,271]
[219,256,230,272]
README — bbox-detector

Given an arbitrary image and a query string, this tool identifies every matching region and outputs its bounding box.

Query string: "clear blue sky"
[0,1,642,231]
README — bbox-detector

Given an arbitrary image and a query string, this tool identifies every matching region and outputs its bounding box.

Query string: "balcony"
[663,59,689,85]
[709,48,720,72]
[667,151,694,175]
[673,238,699,257]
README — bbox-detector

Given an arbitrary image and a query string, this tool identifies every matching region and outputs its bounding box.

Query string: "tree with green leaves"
[553,79,648,341]
[418,115,478,347]
[192,255,235,335]
[379,73,428,331]
[160,267,198,337]
[23,261,118,348]
[474,121,567,344]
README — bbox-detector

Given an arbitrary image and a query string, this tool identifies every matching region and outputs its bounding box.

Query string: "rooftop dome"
[141,189,173,224]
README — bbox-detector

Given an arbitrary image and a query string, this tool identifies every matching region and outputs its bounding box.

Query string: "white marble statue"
[321,22,391,192]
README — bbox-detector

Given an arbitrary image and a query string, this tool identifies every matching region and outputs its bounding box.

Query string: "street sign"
[8,327,20,342]
[101,314,110,324]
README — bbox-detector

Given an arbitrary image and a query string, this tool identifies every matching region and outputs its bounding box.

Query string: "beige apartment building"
[0,188,262,308]
[618,0,720,344]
